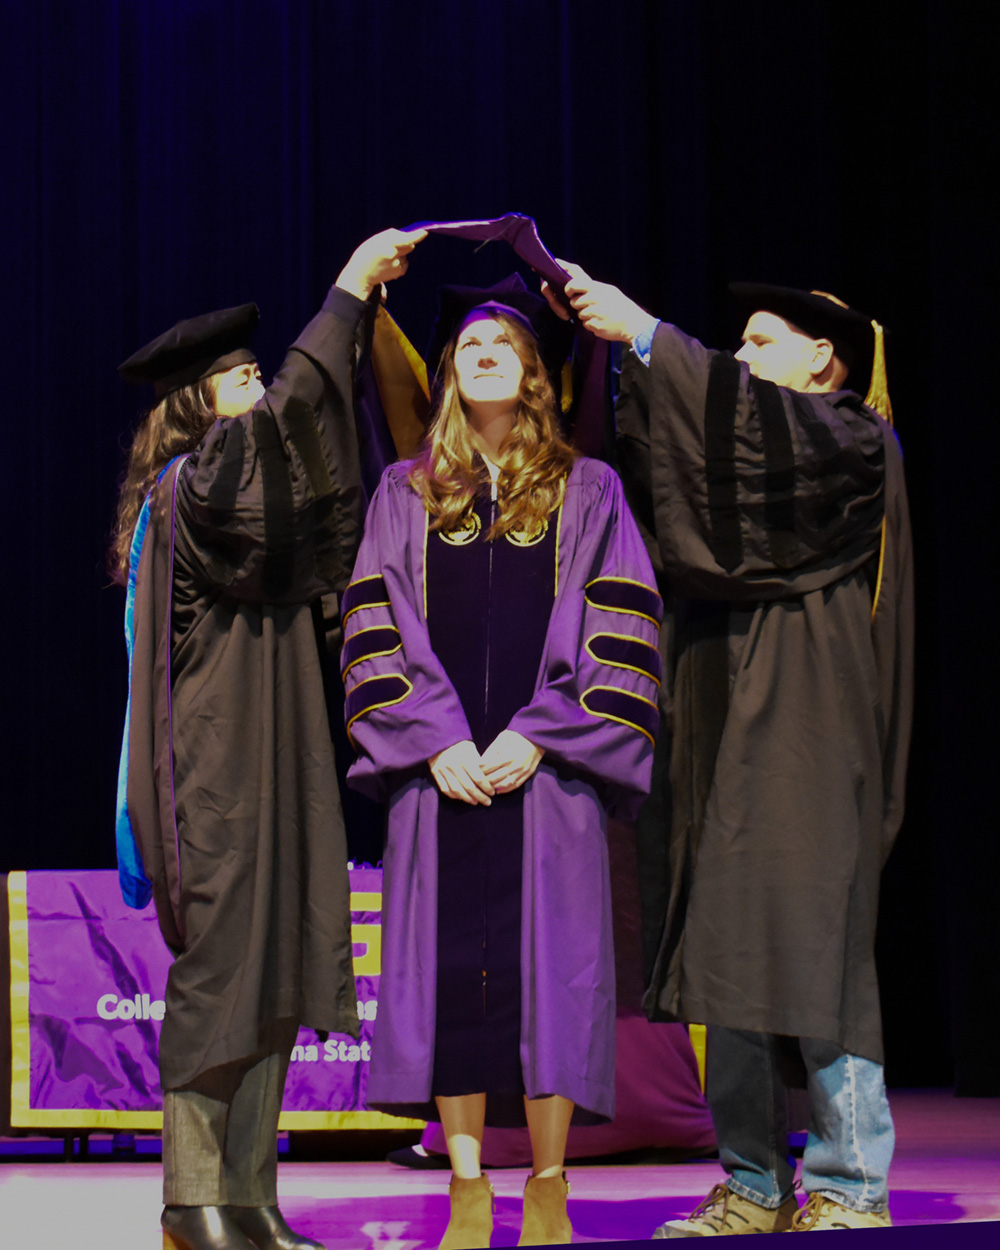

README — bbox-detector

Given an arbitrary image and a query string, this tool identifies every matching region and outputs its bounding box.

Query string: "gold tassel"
[864,319,891,621]
[560,358,574,414]
[865,319,892,622]
[810,295,892,621]
[864,319,893,427]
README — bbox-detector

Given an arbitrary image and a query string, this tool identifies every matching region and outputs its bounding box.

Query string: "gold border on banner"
[5,1108,425,1130]
[6,871,422,1131]
[278,1110,425,1130]
[8,871,31,1126]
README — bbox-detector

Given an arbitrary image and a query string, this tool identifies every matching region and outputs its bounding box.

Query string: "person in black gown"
[543,267,912,1236]
[112,227,423,1250]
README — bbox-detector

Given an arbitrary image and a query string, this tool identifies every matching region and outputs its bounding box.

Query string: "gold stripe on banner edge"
[11,1108,164,1129]
[9,1106,425,1133]
[278,1110,426,1130]
[8,871,32,1126]
[8,1107,425,1133]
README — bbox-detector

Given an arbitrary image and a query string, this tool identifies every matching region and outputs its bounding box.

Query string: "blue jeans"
[706,1026,894,1214]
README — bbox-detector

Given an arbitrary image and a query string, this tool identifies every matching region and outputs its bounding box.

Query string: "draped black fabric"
[704,353,743,572]
[0,2,994,1092]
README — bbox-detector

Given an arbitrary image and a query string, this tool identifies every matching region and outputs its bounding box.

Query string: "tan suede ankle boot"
[438,1174,494,1250]
[518,1172,572,1246]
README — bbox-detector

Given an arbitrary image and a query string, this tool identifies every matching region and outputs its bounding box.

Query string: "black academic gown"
[126,286,368,1089]
[617,323,914,1064]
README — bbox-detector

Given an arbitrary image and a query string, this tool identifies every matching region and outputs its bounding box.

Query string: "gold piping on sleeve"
[584,575,662,626]
[579,685,659,746]
[584,632,662,686]
[346,673,414,747]
[343,573,391,625]
[342,626,403,678]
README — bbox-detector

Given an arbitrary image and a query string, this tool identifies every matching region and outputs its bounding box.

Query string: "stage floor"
[1,1091,997,1246]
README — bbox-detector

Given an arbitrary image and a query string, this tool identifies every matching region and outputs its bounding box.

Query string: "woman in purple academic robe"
[342,284,662,1248]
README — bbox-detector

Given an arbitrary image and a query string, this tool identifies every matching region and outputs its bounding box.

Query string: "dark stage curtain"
[0,1,994,1094]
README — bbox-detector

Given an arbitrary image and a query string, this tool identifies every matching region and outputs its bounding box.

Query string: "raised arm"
[547,265,886,602]
[173,228,425,603]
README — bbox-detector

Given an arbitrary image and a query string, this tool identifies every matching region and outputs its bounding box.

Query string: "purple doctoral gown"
[342,457,661,1121]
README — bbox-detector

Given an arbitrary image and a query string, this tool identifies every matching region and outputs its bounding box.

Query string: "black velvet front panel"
[426,492,557,1112]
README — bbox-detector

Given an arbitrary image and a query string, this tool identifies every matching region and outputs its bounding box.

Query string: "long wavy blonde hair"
[108,379,218,585]
[408,311,576,539]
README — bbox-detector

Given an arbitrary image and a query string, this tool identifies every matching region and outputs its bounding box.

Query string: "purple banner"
[7,869,420,1129]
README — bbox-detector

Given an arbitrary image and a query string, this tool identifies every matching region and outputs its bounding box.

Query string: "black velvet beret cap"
[729,283,876,389]
[118,303,259,399]
[426,274,574,381]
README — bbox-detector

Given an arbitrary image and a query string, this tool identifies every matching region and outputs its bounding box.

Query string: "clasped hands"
[428,731,543,806]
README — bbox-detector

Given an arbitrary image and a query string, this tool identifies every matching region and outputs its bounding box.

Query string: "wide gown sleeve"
[170,285,373,603]
[506,460,662,799]
[617,323,888,602]
[341,467,473,801]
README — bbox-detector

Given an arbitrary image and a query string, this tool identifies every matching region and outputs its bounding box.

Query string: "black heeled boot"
[228,1206,326,1250]
[161,1206,257,1250]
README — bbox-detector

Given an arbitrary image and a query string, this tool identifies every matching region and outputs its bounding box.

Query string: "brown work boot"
[652,1183,798,1237]
[438,1174,494,1250]
[518,1172,572,1245]
[790,1194,892,1230]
